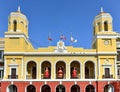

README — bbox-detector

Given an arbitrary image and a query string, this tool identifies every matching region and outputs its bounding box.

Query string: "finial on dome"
[101,7,104,13]
[18,6,21,12]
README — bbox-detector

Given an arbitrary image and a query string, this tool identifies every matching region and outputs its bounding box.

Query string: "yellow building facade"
[1,7,120,92]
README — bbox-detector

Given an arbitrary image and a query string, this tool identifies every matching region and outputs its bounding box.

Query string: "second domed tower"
[92,8,117,53]
[93,8,113,36]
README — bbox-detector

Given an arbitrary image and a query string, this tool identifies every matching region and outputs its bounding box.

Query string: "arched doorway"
[85,61,95,79]
[56,85,65,92]
[41,61,51,79]
[56,61,66,79]
[26,61,37,79]
[71,85,80,92]
[27,85,36,92]
[70,61,80,79]
[104,84,114,92]
[41,85,51,92]
[8,85,17,92]
[86,85,95,92]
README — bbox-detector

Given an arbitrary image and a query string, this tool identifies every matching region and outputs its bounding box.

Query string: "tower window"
[97,22,101,32]
[104,21,108,31]
[13,20,17,32]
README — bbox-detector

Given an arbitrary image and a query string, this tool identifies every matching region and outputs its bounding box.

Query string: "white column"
[25,62,27,79]
[115,57,117,79]
[53,63,55,79]
[95,62,97,79]
[39,62,41,79]
[21,58,23,78]
[37,62,39,79]
[4,58,6,78]
[80,63,82,79]
[66,63,70,79]
[82,63,84,79]
[98,58,100,78]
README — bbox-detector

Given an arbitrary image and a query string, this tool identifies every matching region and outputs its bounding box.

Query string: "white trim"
[10,12,28,23]
[97,52,117,55]
[92,34,117,44]
[98,58,100,77]
[95,13,112,20]
[4,58,6,77]
[5,34,29,44]
[96,35,116,39]
[8,64,19,67]
[4,51,117,56]
[22,58,23,77]
[2,79,119,82]
[115,58,117,79]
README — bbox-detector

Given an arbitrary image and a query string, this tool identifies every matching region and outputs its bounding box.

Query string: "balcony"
[56,74,66,79]
[102,75,113,79]
[85,75,95,79]
[41,74,51,79]
[8,75,18,79]
[71,74,81,79]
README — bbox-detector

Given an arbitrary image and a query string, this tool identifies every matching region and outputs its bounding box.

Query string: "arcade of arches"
[6,84,115,92]
[26,60,95,79]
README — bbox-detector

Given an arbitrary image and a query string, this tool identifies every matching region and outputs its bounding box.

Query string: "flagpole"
[49,32,51,46]
[70,32,72,46]
[60,32,62,41]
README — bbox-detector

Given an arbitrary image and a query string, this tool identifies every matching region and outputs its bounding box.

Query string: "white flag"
[71,36,77,43]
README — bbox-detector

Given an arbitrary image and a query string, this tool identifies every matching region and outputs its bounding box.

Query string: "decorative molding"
[4,51,117,56]
[95,13,112,21]
[10,12,28,23]
[54,40,67,53]
[8,64,19,67]
[5,33,29,44]
[2,79,118,82]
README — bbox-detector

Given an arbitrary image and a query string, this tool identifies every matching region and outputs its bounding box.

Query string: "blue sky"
[0,0,120,49]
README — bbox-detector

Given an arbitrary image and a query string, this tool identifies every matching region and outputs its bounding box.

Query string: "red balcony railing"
[102,75,113,79]
[8,75,18,79]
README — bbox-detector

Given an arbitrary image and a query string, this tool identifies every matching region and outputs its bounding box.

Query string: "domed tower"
[7,6,28,36]
[5,6,30,52]
[92,8,116,52]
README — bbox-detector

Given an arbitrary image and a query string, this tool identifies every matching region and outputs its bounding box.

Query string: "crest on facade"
[54,40,67,52]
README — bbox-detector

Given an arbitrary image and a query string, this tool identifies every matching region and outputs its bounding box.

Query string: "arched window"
[104,84,114,92]
[71,85,80,92]
[41,85,51,92]
[27,85,36,92]
[97,22,101,32]
[13,20,17,32]
[85,61,95,79]
[56,85,65,92]
[26,61,37,79]
[41,61,51,79]
[86,85,95,92]
[8,85,17,92]
[104,21,108,31]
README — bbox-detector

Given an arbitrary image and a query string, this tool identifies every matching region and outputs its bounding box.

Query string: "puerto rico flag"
[60,35,66,40]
